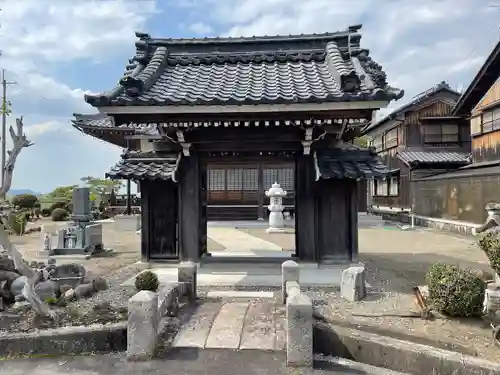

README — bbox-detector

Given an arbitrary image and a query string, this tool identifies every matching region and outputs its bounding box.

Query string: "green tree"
[46,185,77,201]
[0,100,12,116]
[11,193,39,209]
[80,176,123,200]
[353,136,370,148]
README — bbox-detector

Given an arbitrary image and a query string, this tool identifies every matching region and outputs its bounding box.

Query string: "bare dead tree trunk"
[0,117,33,199]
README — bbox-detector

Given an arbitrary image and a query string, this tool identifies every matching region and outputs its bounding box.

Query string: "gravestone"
[341,266,366,302]
[49,188,104,256]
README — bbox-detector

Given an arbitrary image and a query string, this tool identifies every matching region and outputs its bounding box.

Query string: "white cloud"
[188,22,214,35]
[182,0,500,110]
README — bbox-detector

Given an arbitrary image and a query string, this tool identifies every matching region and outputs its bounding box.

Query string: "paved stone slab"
[207,227,283,251]
[206,290,274,299]
[173,301,221,348]
[205,302,248,349]
[240,300,276,350]
[274,304,287,351]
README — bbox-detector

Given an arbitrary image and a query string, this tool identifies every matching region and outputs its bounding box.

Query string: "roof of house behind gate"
[84,24,403,108]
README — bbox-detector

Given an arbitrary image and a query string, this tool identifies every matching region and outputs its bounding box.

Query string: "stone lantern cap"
[486,202,500,212]
[265,182,287,197]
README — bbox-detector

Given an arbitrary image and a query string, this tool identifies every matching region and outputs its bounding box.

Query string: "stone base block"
[115,215,141,232]
[341,266,366,302]
[266,227,288,233]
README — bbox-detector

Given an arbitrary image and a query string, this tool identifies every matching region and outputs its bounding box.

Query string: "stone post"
[286,292,313,367]
[341,266,366,302]
[127,291,158,361]
[281,260,299,304]
[178,261,197,304]
[265,182,287,233]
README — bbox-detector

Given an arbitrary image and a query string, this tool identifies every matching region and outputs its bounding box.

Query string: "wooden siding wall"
[472,132,500,162]
[470,80,500,162]
[412,174,500,224]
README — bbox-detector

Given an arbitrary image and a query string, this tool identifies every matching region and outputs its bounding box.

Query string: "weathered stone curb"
[0,322,126,357]
[315,323,500,375]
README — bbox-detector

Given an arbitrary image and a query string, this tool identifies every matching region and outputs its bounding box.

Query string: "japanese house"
[411,40,500,225]
[362,81,471,215]
[73,25,402,263]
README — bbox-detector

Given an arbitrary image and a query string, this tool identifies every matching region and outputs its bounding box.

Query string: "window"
[481,109,500,133]
[263,167,294,191]
[208,169,225,191]
[242,169,258,191]
[383,128,398,149]
[423,124,459,144]
[389,176,399,196]
[375,179,388,196]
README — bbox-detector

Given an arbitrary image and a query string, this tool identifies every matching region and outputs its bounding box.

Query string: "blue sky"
[0,0,498,193]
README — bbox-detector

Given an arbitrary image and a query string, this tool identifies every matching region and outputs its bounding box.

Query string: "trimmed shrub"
[426,263,485,317]
[478,232,500,277]
[34,207,41,219]
[134,271,159,292]
[7,212,27,235]
[41,208,51,217]
[50,200,69,212]
[11,194,39,210]
[33,201,41,209]
[51,208,69,222]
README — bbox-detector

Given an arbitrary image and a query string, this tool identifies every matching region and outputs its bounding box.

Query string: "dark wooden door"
[315,180,352,262]
[146,180,178,260]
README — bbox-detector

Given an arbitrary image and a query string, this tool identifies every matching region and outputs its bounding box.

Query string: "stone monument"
[265,182,287,233]
[45,188,104,256]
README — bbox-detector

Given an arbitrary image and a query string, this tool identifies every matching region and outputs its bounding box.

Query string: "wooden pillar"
[126,179,132,215]
[179,156,201,262]
[140,180,178,261]
[139,180,150,262]
[350,180,359,262]
[294,155,316,262]
[258,162,265,220]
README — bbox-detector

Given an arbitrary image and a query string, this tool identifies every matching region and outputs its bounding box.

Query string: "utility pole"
[1,69,16,187]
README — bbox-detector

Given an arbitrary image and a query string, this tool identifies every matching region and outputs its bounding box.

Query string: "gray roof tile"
[85,25,403,107]
[72,113,160,136]
[315,147,389,179]
[106,153,178,180]
[397,150,471,165]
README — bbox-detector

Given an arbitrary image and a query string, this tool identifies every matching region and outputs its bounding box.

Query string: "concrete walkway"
[173,297,285,351]
[207,227,283,251]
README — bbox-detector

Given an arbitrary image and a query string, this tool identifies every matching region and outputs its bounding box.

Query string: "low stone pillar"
[341,266,366,302]
[127,291,158,361]
[281,260,299,304]
[178,261,197,304]
[286,292,313,367]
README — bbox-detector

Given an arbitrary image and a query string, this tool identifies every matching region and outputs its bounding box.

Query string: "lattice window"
[279,168,294,191]
[423,124,459,144]
[482,109,500,133]
[263,168,278,190]
[384,128,398,149]
[208,169,225,191]
[389,176,399,196]
[242,169,258,191]
[375,179,388,196]
[226,169,243,190]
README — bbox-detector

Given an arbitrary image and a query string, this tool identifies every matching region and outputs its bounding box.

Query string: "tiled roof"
[84,25,403,107]
[397,150,471,166]
[72,113,160,136]
[106,152,178,180]
[315,146,389,179]
[363,81,460,133]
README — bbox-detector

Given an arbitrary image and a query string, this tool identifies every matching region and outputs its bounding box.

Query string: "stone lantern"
[265,182,287,233]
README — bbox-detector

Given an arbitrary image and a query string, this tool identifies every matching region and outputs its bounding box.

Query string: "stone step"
[171,299,286,351]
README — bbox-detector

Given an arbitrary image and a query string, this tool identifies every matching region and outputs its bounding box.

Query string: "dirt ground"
[241,226,500,362]
[10,219,140,276]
